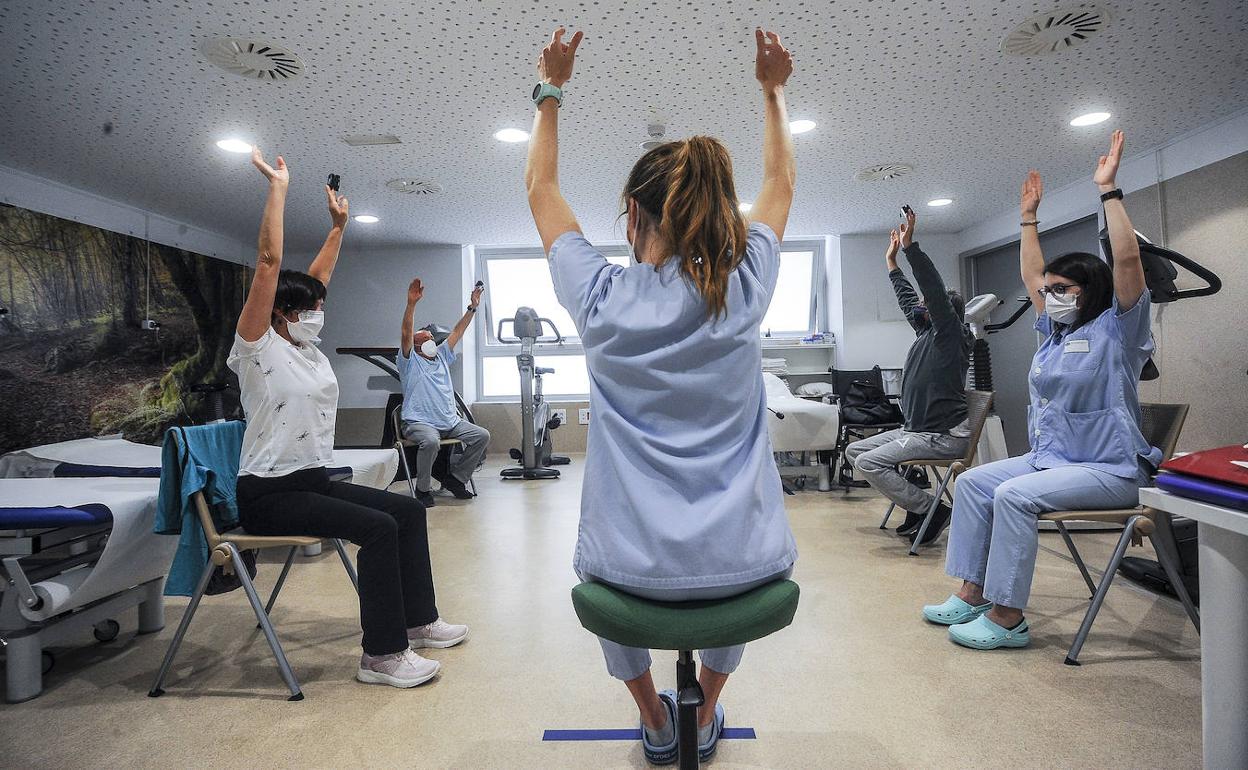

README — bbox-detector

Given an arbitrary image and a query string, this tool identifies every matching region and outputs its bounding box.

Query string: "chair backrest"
[193,491,225,547]
[829,366,885,397]
[959,390,995,465]
[1139,402,1189,465]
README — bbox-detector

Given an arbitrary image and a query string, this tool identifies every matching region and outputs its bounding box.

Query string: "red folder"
[1160,444,1248,489]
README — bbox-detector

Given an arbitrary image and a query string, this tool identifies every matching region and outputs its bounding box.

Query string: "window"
[474,237,824,401]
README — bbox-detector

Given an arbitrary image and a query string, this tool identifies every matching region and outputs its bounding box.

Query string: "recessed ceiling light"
[789,120,816,135]
[1070,111,1111,127]
[494,128,530,143]
[353,215,380,224]
[927,198,953,207]
[215,138,252,153]
[739,202,753,213]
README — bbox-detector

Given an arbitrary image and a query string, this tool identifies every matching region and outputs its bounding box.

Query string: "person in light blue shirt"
[397,278,489,507]
[525,26,798,764]
[923,130,1161,651]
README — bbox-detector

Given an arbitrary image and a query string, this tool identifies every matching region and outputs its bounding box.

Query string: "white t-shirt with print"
[227,328,339,477]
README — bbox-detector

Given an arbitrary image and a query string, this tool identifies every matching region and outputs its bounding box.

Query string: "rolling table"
[1139,487,1246,769]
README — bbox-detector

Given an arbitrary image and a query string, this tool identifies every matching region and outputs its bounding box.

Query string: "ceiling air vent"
[1001,6,1112,56]
[855,163,913,182]
[386,178,442,196]
[343,134,402,147]
[199,37,305,81]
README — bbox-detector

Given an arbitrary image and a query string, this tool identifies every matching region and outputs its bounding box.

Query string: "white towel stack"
[761,357,789,376]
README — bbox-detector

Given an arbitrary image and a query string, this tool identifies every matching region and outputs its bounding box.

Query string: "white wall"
[319,243,466,409]
[834,232,963,369]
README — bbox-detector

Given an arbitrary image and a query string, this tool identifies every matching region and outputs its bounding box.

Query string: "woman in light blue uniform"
[524,26,798,764]
[922,131,1160,650]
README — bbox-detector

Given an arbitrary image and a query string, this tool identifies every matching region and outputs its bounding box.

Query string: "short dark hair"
[273,269,326,315]
[947,289,965,320]
[1043,251,1113,329]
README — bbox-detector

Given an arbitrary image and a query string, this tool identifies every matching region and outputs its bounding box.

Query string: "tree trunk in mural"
[159,248,245,420]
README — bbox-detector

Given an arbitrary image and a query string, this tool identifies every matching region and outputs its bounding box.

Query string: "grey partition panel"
[965,215,1099,455]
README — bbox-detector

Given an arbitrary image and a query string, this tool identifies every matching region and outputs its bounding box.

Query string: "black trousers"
[236,467,438,656]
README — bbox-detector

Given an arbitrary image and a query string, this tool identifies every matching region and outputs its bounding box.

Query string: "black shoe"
[415,489,436,508]
[909,502,952,546]
[443,476,475,500]
[895,510,925,536]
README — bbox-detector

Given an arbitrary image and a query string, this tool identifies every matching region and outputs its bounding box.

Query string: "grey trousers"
[400,419,490,492]
[845,428,968,514]
[578,567,795,682]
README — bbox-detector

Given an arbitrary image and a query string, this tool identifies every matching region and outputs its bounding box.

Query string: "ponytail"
[622,136,748,319]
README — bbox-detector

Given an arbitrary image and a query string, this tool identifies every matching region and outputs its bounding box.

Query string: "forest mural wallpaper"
[0,203,249,454]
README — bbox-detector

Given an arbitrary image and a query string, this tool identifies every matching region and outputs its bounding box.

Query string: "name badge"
[1064,339,1090,354]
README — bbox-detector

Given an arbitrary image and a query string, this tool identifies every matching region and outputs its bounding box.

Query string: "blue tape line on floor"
[542,728,756,741]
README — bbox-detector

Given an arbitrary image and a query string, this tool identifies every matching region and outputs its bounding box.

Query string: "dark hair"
[273,269,327,316]
[621,136,748,319]
[1043,251,1113,328]
[947,289,965,320]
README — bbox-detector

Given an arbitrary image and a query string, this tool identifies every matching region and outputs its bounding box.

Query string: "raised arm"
[886,228,921,323]
[400,278,422,357]
[237,148,289,342]
[899,209,957,334]
[446,283,484,350]
[1019,170,1046,314]
[307,185,349,287]
[1094,130,1145,308]
[525,28,584,254]
[747,28,796,242]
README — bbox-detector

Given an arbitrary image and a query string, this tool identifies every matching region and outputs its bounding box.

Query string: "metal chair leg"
[148,558,216,697]
[1055,521,1098,599]
[880,502,896,530]
[396,441,417,498]
[332,538,360,594]
[260,546,299,623]
[1148,532,1201,634]
[1065,515,1141,666]
[229,545,303,700]
[908,467,949,556]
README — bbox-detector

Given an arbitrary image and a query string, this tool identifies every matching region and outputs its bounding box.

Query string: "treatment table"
[764,373,840,491]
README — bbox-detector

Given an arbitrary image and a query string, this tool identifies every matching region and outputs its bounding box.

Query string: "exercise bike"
[498,307,570,480]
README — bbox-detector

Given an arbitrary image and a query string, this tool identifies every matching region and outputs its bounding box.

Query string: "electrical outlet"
[551,408,567,425]
[141,319,161,330]
[578,408,591,425]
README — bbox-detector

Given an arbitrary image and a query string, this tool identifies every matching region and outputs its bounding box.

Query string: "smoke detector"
[855,163,913,182]
[640,123,667,151]
[199,37,304,80]
[386,178,442,196]
[1001,6,1112,56]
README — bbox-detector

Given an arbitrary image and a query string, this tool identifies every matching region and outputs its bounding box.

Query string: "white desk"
[1139,487,1247,770]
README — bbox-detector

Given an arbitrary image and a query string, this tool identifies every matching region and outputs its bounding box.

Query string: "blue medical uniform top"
[549,223,798,589]
[396,342,460,431]
[1027,292,1163,479]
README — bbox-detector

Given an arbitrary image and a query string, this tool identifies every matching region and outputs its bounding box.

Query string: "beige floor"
[1,456,1202,769]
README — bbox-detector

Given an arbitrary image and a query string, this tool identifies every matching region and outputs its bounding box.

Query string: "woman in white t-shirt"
[228,149,467,689]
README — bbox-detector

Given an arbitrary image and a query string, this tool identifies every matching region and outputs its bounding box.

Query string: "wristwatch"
[532,82,563,107]
[1099,188,1123,202]
[467,305,477,312]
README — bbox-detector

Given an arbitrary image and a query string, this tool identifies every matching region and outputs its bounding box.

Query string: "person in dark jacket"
[845,208,974,545]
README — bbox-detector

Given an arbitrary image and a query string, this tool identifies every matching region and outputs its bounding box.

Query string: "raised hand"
[407,278,424,305]
[886,228,901,259]
[899,207,917,248]
[469,283,484,309]
[326,185,349,228]
[538,27,583,87]
[251,147,289,186]
[755,28,793,89]
[1020,170,1043,217]
[1093,129,1125,192]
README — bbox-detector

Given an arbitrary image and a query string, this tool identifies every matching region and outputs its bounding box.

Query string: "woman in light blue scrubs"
[524,26,798,764]
[922,131,1161,650]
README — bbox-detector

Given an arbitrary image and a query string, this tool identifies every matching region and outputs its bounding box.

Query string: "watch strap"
[1099,188,1123,202]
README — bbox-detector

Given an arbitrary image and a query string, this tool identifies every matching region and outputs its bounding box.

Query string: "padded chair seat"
[571,580,799,651]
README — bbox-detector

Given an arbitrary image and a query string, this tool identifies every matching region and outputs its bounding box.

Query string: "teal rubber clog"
[948,614,1030,650]
[642,689,680,765]
[698,701,725,762]
[922,594,992,626]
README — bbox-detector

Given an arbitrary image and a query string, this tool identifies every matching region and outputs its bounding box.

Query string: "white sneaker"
[356,649,440,688]
[407,618,469,649]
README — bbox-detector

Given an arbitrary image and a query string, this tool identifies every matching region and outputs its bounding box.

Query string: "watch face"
[533,83,542,100]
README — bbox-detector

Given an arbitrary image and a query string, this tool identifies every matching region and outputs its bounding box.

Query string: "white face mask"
[286,310,324,344]
[1044,292,1080,325]
[419,338,438,358]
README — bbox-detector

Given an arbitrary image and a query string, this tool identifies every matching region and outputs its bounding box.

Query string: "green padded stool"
[571,579,800,769]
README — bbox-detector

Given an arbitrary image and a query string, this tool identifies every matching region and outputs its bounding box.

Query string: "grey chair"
[390,403,478,498]
[1037,402,1200,665]
[879,389,995,555]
